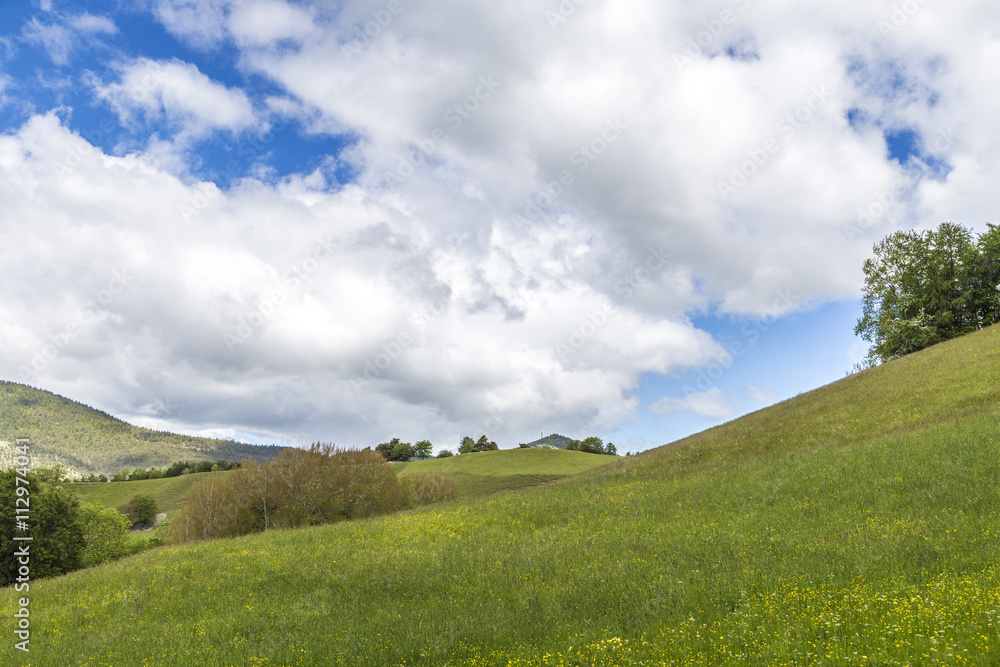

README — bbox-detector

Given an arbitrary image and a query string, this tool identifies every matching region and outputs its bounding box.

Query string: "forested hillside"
[0,381,284,478]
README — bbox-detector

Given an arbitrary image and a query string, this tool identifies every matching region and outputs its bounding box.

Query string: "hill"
[396,448,613,497]
[3,325,1000,665]
[524,433,573,448]
[0,380,284,479]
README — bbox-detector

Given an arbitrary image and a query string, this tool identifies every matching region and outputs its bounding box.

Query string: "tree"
[436,449,454,458]
[118,494,159,527]
[390,441,415,462]
[196,460,214,473]
[412,440,434,459]
[458,436,476,454]
[855,222,997,365]
[376,438,404,461]
[0,471,85,585]
[473,436,499,452]
[77,502,138,568]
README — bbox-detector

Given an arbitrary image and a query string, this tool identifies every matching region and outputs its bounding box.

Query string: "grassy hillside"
[397,448,613,497]
[3,325,1000,665]
[68,472,222,518]
[0,380,285,478]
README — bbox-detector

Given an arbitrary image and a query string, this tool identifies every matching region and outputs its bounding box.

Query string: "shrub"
[170,446,411,544]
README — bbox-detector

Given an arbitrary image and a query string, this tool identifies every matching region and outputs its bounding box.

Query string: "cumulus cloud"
[0,113,726,446]
[90,57,258,140]
[4,0,1000,448]
[650,388,733,419]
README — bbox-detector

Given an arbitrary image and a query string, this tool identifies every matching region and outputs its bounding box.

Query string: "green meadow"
[396,448,613,498]
[3,325,1000,665]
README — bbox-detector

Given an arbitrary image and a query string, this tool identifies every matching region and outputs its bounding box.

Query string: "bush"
[436,450,454,458]
[77,502,148,568]
[170,446,412,544]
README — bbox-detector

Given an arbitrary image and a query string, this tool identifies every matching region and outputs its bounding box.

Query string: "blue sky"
[1,0,996,453]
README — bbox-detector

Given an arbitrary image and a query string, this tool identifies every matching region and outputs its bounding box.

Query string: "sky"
[1,0,997,454]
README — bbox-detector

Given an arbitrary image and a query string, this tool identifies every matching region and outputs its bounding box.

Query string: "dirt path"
[131,513,168,533]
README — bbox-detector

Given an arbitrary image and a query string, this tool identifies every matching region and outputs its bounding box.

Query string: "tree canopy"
[855,222,1000,366]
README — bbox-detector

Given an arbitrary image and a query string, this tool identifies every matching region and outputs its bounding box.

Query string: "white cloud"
[7,0,1000,448]
[154,0,230,50]
[0,113,726,446]
[228,0,318,48]
[650,388,733,419]
[70,14,118,36]
[22,13,117,66]
[91,58,257,140]
[745,386,776,405]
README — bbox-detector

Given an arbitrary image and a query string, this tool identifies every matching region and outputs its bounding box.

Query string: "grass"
[66,472,228,542]
[397,449,614,498]
[3,324,1000,665]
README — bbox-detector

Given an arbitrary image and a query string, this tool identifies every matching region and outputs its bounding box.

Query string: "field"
[396,448,614,497]
[2,324,1000,665]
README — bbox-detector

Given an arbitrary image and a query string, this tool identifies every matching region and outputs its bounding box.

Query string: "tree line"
[856,222,1000,367]
[169,444,459,544]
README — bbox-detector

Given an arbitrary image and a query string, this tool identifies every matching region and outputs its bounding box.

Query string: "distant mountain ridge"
[0,380,284,479]
[524,433,574,449]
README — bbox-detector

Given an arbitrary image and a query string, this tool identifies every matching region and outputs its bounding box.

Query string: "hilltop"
[524,433,573,448]
[0,380,284,478]
[4,324,1000,665]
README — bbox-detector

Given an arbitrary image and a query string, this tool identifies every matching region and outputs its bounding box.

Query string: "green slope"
[4,325,1000,665]
[68,472,224,519]
[398,448,613,497]
[0,380,284,478]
